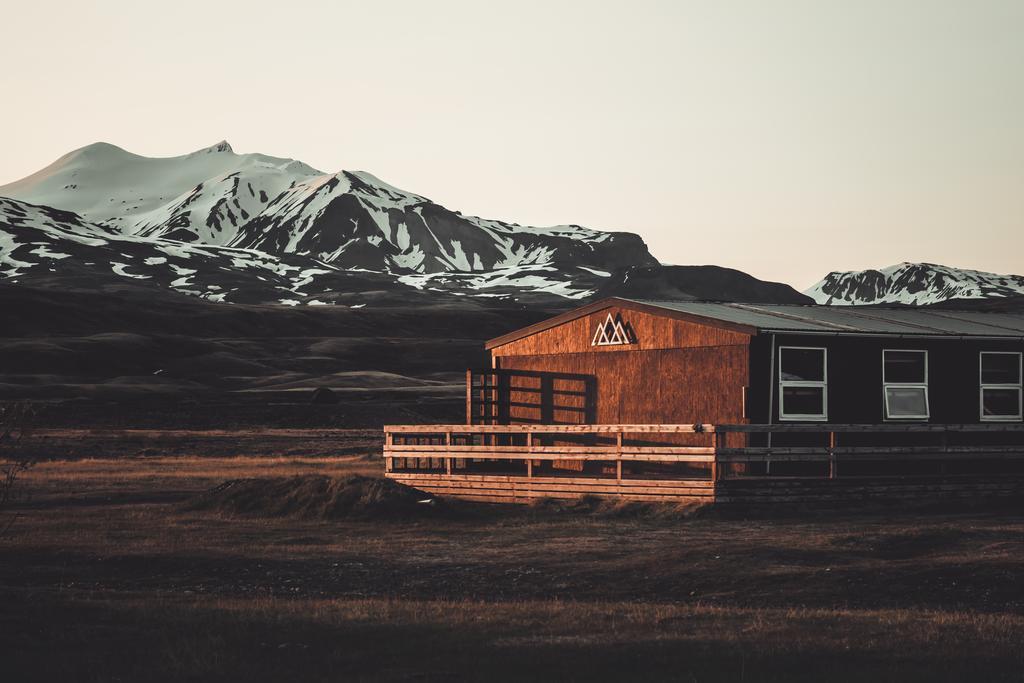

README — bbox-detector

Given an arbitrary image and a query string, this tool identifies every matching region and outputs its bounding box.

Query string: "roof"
[485,297,1024,349]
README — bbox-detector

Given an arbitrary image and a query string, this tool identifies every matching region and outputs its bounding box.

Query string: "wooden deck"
[384,423,1024,505]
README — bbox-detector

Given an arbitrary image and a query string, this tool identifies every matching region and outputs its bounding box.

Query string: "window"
[980,352,1022,421]
[778,346,827,421]
[882,350,929,420]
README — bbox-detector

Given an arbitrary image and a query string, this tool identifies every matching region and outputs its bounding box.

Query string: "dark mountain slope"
[594,264,814,304]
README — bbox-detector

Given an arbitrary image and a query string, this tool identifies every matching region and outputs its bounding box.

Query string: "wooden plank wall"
[491,306,752,430]
[496,346,747,428]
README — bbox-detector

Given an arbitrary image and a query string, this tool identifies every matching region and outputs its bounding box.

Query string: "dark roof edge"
[484,297,759,350]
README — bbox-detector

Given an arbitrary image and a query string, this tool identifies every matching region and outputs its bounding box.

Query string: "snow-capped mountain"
[806,262,1024,306]
[0,141,655,277]
[0,196,381,305]
[6,141,1017,310]
[0,141,318,245]
[0,197,617,305]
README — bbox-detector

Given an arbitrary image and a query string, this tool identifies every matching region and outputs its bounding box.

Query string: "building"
[385,298,1024,505]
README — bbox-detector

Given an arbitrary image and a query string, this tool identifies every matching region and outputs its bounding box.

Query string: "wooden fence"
[384,423,1024,504]
[465,369,596,425]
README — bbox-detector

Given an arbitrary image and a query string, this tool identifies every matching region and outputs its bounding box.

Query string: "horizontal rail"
[479,387,589,396]
[717,423,1024,433]
[385,445,714,455]
[390,423,1024,435]
[720,445,1024,456]
[385,423,715,434]
[717,450,1024,463]
[387,451,715,462]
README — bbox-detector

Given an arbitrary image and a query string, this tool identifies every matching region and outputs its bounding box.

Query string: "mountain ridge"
[3,141,1020,309]
[805,262,1024,306]
[0,141,656,278]
[0,195,640,305]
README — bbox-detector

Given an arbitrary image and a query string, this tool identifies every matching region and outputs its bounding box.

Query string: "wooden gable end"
[490,304,752,357]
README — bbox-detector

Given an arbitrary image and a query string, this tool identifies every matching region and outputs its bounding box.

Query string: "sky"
[1,0,1022,289]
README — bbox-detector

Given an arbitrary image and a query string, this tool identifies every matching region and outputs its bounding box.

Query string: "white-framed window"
[980,352,1022,422]
[882,349,929,420]
[778,346,827,421]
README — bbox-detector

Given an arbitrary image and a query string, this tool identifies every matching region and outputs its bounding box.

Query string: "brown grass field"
[3,429,1024,682]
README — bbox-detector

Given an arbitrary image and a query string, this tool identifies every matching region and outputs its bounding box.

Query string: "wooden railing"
[385,423,1024,483]
[714,423,1024,480]
[385,423,718,479]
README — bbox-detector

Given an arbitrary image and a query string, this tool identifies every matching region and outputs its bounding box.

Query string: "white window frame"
[980,351,1023,422]
[882,349,930,421]
[778,346,828,422]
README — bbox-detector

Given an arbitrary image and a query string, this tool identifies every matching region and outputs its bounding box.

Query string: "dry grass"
[8,594,1023,682]
[26,453,379,483]
[3,440,1024,681]
[186,474,439,520]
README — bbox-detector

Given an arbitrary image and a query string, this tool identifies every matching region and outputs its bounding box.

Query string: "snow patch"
[111,262,150,279]
[29,244,72,259]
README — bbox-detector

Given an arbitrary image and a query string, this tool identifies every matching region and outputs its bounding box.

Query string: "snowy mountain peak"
[345,170,427,204]
[0,142,326,244]
[1,141,659,300]
[72,141,136,159]
[189,140,234,155]
[805,262,1024,305]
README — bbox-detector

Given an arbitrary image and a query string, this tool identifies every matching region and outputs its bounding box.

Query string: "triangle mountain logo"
[591,312,637,347]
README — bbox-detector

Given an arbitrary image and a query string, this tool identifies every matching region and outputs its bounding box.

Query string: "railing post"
[526,430,534,478]
[616,429,623,482]
[490,371,498,426]
[445,431,452,474]
[711,427,720,482]
[828,430,837,480]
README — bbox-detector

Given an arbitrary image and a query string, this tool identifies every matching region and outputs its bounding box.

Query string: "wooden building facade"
[386,298,1024,505]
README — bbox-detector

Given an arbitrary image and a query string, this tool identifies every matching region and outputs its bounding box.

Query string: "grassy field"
[2,431,1024,681]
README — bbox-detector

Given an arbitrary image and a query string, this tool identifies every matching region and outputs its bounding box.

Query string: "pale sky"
[2,0,1022,289]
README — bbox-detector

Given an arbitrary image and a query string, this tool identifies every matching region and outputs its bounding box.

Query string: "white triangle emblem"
[592,313,635,346]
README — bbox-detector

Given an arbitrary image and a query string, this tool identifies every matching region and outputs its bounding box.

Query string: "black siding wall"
[748,333,1024,425]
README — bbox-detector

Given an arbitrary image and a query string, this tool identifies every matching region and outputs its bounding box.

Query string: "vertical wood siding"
[490,306,752,430]
[498,346,749,426]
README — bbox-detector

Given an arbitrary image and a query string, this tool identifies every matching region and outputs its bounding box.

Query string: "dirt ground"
[2,430,1024,682]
